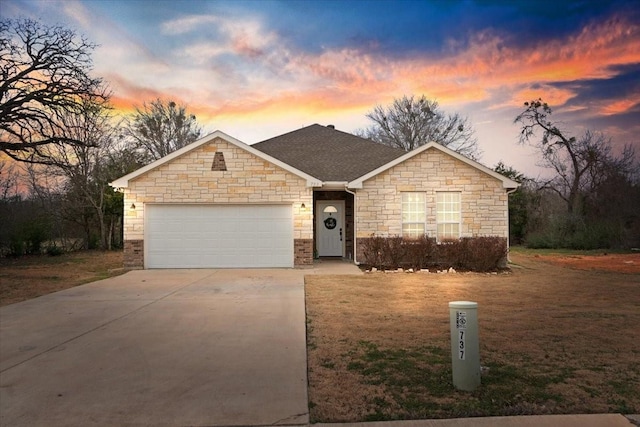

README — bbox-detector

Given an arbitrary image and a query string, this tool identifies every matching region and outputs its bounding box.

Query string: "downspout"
[505,187,518,264]
[344,187,359,264]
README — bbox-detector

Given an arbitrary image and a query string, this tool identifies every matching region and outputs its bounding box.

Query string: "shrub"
[8,234,25,257]
[525,216,623,250]
[361,234,387,270]
[458,236,508,271]
[360,235,508,272]
[404,235,436,269]
[46,244,64,256]
[385,236,406,268]
[23,219,50,254]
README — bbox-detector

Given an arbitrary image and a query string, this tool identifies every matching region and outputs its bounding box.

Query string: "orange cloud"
[507,86,577,110]
[103,12,640,136]
[599,98,640,116]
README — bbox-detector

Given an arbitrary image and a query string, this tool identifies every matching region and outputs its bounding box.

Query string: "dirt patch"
[0,250,125,306]
[530,253,640,274]
[305,252,640,422]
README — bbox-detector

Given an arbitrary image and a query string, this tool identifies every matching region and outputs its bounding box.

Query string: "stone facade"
[355,148,509,260]
[123,137,313,268]
[120,136,511,269]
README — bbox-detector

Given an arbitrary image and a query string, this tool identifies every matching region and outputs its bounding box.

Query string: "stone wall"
[122,137,313,268]
[355,147,509,260]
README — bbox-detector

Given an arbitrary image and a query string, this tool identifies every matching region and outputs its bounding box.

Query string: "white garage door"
[145,204,293,268]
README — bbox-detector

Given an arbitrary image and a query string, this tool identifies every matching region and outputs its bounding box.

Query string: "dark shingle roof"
[252,124,406,181]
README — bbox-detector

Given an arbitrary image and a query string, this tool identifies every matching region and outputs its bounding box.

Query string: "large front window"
[402,192,426,237]
[436,192,461,241]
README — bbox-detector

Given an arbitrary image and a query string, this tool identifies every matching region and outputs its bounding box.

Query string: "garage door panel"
[145,204,293,268]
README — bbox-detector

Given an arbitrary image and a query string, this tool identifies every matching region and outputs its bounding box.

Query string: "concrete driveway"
[0,269,309,426]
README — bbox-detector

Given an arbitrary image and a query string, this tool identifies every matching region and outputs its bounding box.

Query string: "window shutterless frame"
[436,191,461,241]
[401,192,426,238]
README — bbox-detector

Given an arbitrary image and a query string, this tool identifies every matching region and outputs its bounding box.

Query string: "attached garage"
[145,204,294,268]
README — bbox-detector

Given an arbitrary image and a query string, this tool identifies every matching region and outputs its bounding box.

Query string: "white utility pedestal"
[449,301,480,391]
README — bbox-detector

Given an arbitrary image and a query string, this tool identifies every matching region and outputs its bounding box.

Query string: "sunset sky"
[4,0,640,178]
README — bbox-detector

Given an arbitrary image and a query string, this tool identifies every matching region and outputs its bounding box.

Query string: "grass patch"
[343,341,572,420]
[305,251,640,421]
[0,250,125,306]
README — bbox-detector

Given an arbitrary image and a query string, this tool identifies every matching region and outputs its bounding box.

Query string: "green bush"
[23,219,50,254]
[525,216,623,250]
[8,234,25,257]
[46,244,64,256]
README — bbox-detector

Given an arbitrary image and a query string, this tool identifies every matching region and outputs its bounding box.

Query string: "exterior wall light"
[130,203,136,210]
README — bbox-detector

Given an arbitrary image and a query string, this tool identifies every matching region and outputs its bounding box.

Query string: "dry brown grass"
[0,250,125,306]
[305,252,640,422]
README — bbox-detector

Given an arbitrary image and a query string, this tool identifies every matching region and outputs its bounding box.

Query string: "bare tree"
[361,95,480,159]
[125,99,202,162]
[0,159,21,200]
[515,98,637,216]
[42,100,138,249]
[0,18,110,164]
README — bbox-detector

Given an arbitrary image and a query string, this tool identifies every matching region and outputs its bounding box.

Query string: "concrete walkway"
[315,414,637,427]
[310,258,364,275]
[1,269,308,426]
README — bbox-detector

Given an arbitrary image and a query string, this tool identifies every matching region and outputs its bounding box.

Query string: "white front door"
[316,200,344,257]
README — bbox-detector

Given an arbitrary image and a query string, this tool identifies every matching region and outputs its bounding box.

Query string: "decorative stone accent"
[124,240,144,269]
[294,238,313,266]
[211,151,227,171]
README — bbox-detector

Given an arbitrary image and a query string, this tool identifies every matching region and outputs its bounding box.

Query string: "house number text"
[456,311,467,360]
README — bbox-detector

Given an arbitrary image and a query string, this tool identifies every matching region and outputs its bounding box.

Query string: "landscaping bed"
[305,251,640,422]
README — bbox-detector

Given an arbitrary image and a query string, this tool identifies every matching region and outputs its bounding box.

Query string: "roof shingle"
[252,124,405,181]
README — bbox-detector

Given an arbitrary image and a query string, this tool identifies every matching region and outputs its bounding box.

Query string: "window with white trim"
[402,192,426,238]
[436,192,461,241]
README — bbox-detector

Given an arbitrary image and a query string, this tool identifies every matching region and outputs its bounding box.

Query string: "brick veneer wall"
[122,137,313,268]
[294,238,313,266]
[355,148,509,261]
[123,240,144,269]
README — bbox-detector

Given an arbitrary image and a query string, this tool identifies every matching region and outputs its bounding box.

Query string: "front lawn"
[305,251,640,422]
[0,250,125,306]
